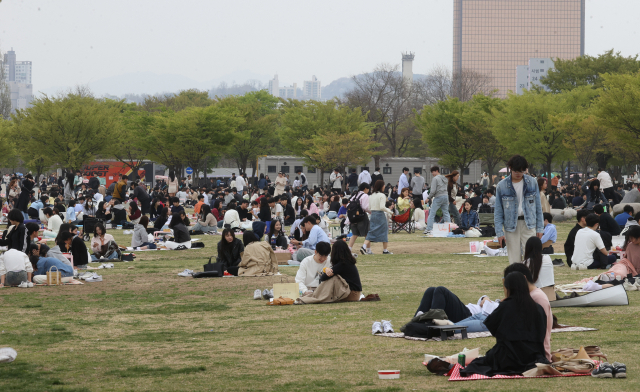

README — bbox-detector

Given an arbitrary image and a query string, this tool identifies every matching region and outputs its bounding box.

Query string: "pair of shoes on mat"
[361,294,381,301]
[178,269,194,277]
[98,263,114,269]
[592,362,626,378]
[371,320,393,334]
[254,289,273,300]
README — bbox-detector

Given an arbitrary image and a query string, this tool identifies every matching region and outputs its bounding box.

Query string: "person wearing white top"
[358,169,371,185]
[223,206,241,229]
[329,169,343,192]
[597,168,614,201]
[44,208,63,233]
[0,249,34,287]
[522,236,555,289]
[362,180,394,255]
[571,213,617,270]
[236,175,246,192]
[295,243,331,295]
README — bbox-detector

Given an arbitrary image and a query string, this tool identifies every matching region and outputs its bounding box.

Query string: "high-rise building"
[279,83,297,99]
[303,75,321,100]
[2,49,33,111]
[453,0,585,97]
[268,74,279,97]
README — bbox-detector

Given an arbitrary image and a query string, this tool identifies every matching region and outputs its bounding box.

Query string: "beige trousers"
[505,219,536,264]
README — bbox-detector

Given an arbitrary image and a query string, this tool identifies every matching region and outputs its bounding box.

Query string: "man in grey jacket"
[411,169,425,210]
[424,166,451,236]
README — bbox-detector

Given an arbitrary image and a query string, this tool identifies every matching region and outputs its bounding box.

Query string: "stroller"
[392,209,415,234]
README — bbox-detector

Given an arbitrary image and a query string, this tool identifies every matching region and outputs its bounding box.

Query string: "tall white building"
[402,52,414,83]
[279,83,297,99]
[303,75,321,100]
[268,74,279,97]
[2,49,33,111]
[515,58,554,94]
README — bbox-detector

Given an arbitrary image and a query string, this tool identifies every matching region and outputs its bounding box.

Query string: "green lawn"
[0,221,638,391]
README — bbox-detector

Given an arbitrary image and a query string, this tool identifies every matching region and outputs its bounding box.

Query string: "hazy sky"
[1,0,639,91]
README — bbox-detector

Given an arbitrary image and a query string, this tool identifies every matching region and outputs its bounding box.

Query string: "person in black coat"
[0,209,29,253]
[460,271,549,378]
[593,204,621,236]
[17,175,35,219]
[216,228,245,276]
[371,168,384,187]
[130,183,151,215]
[88,173,101,191]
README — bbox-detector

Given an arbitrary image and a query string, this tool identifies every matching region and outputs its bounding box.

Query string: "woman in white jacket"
[361,180,394,255]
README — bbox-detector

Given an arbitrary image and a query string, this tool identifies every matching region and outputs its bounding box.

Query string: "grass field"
[0,221,638,391]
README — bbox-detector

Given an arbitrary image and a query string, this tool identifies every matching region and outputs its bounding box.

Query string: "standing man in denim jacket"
[424,166,451,236]
[494,155,544,264]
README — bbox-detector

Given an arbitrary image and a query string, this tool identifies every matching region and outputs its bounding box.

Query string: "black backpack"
[347,193,365,223]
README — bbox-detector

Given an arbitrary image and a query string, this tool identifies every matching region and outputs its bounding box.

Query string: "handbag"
[203,257,224,277]
[47,266,61,285]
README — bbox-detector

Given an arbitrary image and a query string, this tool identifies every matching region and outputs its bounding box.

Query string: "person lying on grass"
[295,241,331,295]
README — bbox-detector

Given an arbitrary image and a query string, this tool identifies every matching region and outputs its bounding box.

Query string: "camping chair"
[392,208,415,234]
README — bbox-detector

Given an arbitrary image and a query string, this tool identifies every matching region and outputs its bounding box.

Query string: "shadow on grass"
[0,361,90,392]
[105,365,206,378]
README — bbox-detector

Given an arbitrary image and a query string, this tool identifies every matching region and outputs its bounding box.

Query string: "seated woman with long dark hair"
[216,229,244,276]
[460,271,549,377]
[523,236,554,289]
[154,207,170,230]
[191,205,217,234]
[265,219,288,249]
[297,240,362,304]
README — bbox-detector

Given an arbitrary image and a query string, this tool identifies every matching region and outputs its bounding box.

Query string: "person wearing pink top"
[347,183,371,252]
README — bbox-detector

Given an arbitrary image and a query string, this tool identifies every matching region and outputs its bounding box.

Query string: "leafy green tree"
[468,95,508,179]
[280,100,378,188]
[146,104,243,178]
[141,89,213,113]
[416,96,491,183]
[491,91,576,180]
[109,101,154,174]
[0,119,18,172]
[553,113,603,177]
[11,93,119,172]
[593,72,640,137]
[218,91,280,178]
[542,49,640,93]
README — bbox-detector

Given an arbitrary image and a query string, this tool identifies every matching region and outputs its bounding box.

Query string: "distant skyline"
[1,0,639,95]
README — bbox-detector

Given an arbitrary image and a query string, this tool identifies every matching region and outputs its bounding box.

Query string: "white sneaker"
[571,264,577,271]
[85,273,103,282]
[381,320,394,333]
[382,250,393,255]
[623,279,638,291]
[79,272,93,280]
[27,282,33,288]
[372,321,383,335]
[99,263,114,269]
[18,281,28,288]
[0,347,17,363]
[177,269,194,277]
[253,289,262,300]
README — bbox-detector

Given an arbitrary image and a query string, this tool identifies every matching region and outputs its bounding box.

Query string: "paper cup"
[378,370,400,379]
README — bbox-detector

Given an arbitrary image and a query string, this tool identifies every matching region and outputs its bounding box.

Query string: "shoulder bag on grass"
[202,257,224,277]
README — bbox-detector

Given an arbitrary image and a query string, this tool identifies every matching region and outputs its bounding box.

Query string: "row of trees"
[417,50,640,184]
[2,49,639,186]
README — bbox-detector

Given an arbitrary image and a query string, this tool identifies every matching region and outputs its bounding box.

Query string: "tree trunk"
[459,166,465,185]
[374,156,381,171]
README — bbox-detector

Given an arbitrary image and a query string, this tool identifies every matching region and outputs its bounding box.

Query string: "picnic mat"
[445,362,600,382]
[376,326,597,342]
[474,253,565,258]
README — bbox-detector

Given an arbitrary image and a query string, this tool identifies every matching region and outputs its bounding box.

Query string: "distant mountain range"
[36,71,427,101]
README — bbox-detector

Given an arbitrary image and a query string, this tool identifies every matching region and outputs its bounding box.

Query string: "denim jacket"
[460,210,479,230]
[494,174,544,237]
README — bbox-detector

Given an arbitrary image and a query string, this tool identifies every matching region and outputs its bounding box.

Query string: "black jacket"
[71,236,89,266]
[371,172,384,186]
[88,177,100,190]
[564,223,582,266]
[0,224,28,253]
[131,185,150,202]
[216,238,244,269]
[17,179,35,212]
[347,173,358,187]
[171,223,191,243]
[598,212,621,236]
[320,262,362,292]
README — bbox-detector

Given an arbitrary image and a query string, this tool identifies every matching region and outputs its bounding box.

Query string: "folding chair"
[391,209,415,234]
